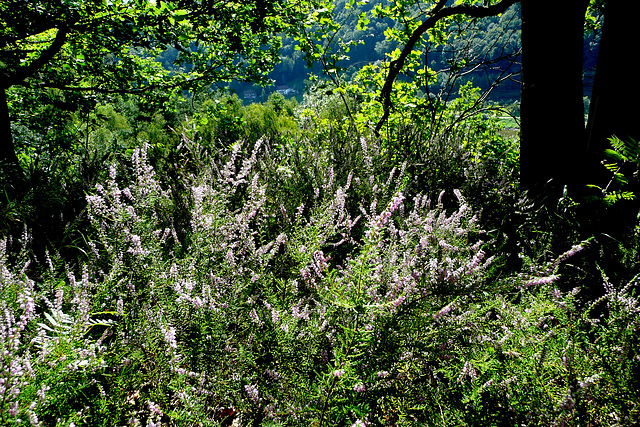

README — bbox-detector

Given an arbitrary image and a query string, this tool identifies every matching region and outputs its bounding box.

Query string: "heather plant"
[423,242,640,426]
[0,238,112,426]
[2,125,639,426]
[79,135,502,425]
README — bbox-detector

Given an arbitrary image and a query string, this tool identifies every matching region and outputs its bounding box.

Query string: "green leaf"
[603,162,619,173]
[605,148,627,162]
[357,12,369,31]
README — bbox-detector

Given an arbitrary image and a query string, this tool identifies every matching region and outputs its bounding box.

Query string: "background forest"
[1,0,639,426]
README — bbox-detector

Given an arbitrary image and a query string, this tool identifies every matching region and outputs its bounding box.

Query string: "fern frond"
[34,309,115,349]
[34,310,74,349]
[38,310,73,333]
[604,162,620,173]
[604,148,627,162]
[609,135,626,153]
[614,172,629,185]
[85,317,115,333]
[603,191,636,205]
[622,137,640,161]
[608,135,640,162]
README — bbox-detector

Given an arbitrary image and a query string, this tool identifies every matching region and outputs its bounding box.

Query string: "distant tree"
[0,0,311,188]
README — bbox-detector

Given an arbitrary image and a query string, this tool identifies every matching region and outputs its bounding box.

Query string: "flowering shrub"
[0,240,110,426]
[1,134,638,426]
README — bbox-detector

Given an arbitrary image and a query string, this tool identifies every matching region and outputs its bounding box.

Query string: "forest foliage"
[1,0,639,426]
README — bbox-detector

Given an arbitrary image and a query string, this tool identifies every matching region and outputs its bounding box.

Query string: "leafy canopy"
[0,0,313,95]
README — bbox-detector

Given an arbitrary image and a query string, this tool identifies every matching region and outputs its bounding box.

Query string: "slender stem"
[318,313,360,427]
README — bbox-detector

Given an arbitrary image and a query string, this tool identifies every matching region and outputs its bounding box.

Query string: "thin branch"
[374,0,519,135]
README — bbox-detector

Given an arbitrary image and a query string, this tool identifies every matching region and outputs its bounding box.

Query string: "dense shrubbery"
[1,89,639,425]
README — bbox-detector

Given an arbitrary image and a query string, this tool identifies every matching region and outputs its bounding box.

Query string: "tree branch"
[374,0,519,135]
[2,27,70,89]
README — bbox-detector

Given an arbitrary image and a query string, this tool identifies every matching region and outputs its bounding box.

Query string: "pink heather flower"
[419,236,430,250]
[86,195,108,218]
[438,240,457,251]
[453,189,465,204]
[127,234,148,256]
[249,308,262,325]
[354,382,365,392]
[433,303,454,321]
[265,403,277,418]
[28,410,38,425]
[379,210,392,226]
[392,295,406,309]
[275,233,287,246]
[311,250,329,278]
[8,401,19,417]
[126,206,137,220]
[560,393,575,410]
[549,242,587,272]
[524,275,559,287]
[37,385,50,401]
[191,296,204,309]
[466,250,485,273]
[148,401,163,417]
[300,267,312,283]
[325,167,335,191]
[122,187,133,200]
[244,384,260,404]
[161,325,177,349]
[333,369,346,378]
[292,300,311,321]
[389,193,405,212]
[271,309,280,324]
[377,370,389,378]
[226,249,236,268]
[458,361,478,382]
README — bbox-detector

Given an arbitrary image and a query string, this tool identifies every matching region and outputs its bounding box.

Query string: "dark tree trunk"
[0,88,23,187]
[1,27,68,190]
[586,0,640,168]
[584,0,640,234]
[520,0,590,194]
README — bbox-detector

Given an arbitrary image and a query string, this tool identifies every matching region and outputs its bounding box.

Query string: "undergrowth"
[1,126,639,425]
